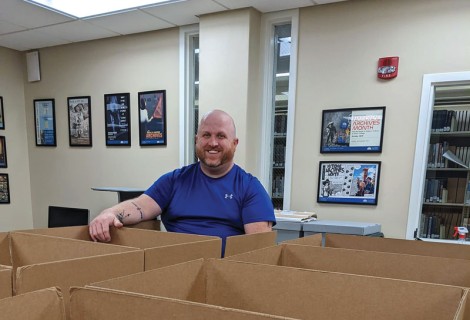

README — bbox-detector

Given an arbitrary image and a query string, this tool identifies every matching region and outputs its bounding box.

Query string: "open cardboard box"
[0,264,12,299]
[10,232,144,318]
[86,258,468,320]
[19,226,276,268]
[0,287,66,320]
[226,243,470,287]
[285,233,470,259]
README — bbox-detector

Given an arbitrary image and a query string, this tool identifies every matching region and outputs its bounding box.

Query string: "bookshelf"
[418,103,470,240]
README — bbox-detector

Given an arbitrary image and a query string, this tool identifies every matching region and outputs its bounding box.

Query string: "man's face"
[195,113,238,172]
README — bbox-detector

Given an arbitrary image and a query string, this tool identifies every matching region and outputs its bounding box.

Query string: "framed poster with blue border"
[0,173,10,204]
[317,161,381,205]
[138,90,167,146]
[0,96,4,130]
[320,106,385,153]
[104,93,130,146]
[34,99,56,146]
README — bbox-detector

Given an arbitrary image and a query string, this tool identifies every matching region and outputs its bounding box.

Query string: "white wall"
[0,47,33,230]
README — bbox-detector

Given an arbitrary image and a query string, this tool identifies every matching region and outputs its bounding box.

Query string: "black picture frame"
[138,90,167,146]
[34,99,56,146]
[317,161,381,205]
[104,93,131,146]
[68,96,92,147]
[0,136,6,168]
[320,106,386,153]
[0,173,10,204]
[0,96,4,130]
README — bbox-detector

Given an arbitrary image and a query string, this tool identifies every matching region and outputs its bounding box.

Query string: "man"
[89,109,275,256]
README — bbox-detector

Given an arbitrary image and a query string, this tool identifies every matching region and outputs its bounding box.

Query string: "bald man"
[89,109,275,256]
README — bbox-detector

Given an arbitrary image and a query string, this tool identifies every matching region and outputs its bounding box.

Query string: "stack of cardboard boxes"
[1,228,470,319]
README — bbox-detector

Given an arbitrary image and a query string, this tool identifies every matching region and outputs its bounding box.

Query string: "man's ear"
[233,138,239,146]
[194,135,198,144]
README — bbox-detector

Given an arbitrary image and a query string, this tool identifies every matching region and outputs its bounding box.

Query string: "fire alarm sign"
[377,56,399,79]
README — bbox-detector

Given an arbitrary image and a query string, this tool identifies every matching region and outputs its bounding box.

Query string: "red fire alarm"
[377,56,399,79]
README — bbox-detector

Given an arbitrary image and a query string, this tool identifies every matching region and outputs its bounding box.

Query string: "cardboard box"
[19,226,222,270]
[88,258,468,320]
[0,287,66,319]
[70,286,295,320]
[285,233,470,260]
[0,265,12,299]
[227,243,470,287]
[225,231,277,257]
[10,232,144,318]
[0,232,10,266]
[302,220,381,236]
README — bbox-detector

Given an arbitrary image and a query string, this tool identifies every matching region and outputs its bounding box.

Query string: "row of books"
[419,213,465,239]
[427,143,470,169]
[431,109,470,132]
[274,113,288,135]
[423,178,468,204]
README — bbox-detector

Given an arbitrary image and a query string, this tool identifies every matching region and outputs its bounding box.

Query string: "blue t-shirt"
[144,163,276,256]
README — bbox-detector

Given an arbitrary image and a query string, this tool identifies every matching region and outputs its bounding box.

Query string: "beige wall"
[1,0,470,237]
[199,8,262,173]
[0,47,33,230]
[22,29,180,228]
[293,0,470,238]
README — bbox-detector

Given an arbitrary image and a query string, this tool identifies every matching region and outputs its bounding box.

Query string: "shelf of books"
[419,105,470,240]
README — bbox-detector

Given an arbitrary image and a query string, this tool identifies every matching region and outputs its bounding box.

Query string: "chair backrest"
[48,206,89,228]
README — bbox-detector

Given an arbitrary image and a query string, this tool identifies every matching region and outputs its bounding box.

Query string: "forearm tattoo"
[131,201,144,220]
[116,210,130,223]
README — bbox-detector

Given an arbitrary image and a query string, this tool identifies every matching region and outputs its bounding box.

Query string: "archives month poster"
[320,107,385,153]
[317,161,381,205]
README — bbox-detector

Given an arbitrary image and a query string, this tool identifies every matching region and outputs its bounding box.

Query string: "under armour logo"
[225,194,233,199]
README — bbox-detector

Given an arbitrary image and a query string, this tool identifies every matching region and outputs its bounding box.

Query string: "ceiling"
[0,0,347,52]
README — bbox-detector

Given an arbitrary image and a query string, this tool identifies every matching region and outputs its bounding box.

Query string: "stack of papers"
[274,210,317,222]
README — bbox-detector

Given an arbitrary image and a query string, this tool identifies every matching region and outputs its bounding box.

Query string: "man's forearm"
[109,199,148,225]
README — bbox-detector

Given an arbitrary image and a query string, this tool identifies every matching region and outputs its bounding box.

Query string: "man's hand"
[89,210,123,242]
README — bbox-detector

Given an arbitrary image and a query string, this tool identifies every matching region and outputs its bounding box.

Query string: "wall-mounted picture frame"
[0,96,4,130]
[34,99,56,146]
[0,173,10,204]
[104,93,130,146]
[320,106,386,153]
[317,161,381,205]
[138,90,167,146]
[68,96,92,147]
[0,136,6,168]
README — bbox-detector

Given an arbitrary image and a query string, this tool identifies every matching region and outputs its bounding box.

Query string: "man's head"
[195,109,239,177]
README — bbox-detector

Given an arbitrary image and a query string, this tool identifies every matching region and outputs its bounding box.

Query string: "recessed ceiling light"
[25,0,182,18]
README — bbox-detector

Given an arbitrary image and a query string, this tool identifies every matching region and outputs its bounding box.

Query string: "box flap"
[0,232,10,266]
[0,265,12,299]
[225,231,277,257]
[144,239,221,270]
[0,287,65,320]
[281,233,322,245]
[70,286,298,320]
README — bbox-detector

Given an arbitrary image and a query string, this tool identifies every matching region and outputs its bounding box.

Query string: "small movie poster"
[138,90,167,146]
[104,93,131,146]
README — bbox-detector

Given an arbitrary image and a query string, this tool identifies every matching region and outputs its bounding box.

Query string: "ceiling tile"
[0,28,71,51]
[0,19,27,35]
[142,0,228,25]
[38,20,120,42]
[0,0,74,29]
[215,0,315,12]
[85,9,174,35]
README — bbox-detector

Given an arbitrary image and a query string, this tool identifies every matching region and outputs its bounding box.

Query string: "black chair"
[48,206,89,228]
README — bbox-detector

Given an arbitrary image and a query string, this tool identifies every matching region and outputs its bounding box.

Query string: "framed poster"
[320,106,385,153]
[138,90,167,146]
[317,161,381,205]
[0,96,4,130]
[68,96,92,146]
[104,93,130,146]
[0,136,6,168]
[0,173,10,204]
[34,99,56,146]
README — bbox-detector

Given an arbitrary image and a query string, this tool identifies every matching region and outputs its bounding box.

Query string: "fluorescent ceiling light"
[25,0,179,18]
